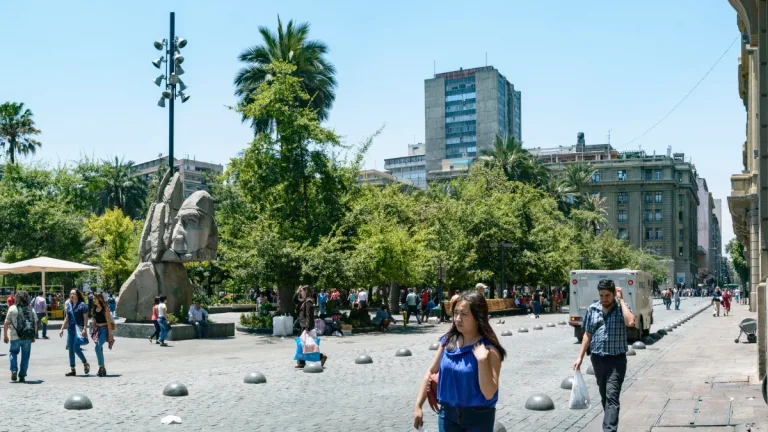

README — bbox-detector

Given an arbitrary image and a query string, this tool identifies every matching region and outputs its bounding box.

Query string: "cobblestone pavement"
[0,298,709,432]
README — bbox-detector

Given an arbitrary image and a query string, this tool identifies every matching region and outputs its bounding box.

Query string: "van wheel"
[640,316,650,338]
[574,326,584,343]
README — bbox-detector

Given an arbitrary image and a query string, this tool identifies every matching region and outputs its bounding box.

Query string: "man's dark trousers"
[591,353,626,432]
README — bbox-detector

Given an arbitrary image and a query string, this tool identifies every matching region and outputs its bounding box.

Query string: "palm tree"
[544,176,574,215]
[100,157,148,219]
[479,135,546,185]
[0,102,42,164]
[560,162,596,192]
[580,193,609,234]
[234,16,337,132]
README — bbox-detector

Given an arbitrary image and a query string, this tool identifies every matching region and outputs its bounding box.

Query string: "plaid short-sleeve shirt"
[584,299,630,356]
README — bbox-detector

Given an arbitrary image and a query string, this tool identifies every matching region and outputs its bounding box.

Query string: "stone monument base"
[113,322,234,341]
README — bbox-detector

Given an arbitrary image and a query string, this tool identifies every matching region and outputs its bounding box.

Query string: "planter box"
[113,322,235,340]
[235,325,273,335]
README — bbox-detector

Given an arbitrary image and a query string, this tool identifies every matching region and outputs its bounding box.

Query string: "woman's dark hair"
[71,289,85,304]
[154,296,160,305]
[159,296,167,302]
[442,291,507,360]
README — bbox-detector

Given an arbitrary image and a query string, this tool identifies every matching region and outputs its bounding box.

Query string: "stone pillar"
[752,207,760,312]
[760,281,767,380]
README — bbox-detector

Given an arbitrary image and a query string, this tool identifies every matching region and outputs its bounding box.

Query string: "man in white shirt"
[405,288,421,325]
[357,288,368,309]
[188,301,209,339]
[3,291,36,382]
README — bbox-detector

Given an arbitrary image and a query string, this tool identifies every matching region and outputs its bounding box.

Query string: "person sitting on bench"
[188,301,209,338]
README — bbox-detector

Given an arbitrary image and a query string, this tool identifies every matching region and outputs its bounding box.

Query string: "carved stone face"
[165,191,218,262]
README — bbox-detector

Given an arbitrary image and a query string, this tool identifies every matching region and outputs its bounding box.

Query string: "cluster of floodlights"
[152,37,189,107]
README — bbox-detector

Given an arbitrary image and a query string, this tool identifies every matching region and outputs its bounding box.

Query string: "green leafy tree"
[479,135,547,186]
[726,238,749,287]
[234,17,336,132]
[560,162,596,193]
[84,208,140,292]
[99,157,148,219]
[0,102,42,164]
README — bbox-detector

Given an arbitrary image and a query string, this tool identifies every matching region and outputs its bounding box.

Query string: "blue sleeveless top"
[437,336,498,408]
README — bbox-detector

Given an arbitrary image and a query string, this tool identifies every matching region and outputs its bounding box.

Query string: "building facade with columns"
[727,0,766,379]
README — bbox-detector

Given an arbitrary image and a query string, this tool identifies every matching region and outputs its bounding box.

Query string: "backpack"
[13,306,36,340]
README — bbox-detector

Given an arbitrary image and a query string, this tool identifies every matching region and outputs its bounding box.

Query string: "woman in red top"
[722,290,732,316]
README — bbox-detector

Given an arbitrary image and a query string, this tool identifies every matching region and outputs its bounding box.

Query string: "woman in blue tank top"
[413,291,507,431]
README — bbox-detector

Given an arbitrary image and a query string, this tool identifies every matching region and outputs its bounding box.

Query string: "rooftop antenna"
[485,52,488,66]
[607,129,611,145]
[433,60,436,77]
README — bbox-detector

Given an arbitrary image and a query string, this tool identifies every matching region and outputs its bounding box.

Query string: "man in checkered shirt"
[573,280,636,432]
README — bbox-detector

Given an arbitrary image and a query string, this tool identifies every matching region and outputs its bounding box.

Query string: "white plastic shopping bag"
[300,330,319,354]
[569,370,591,410]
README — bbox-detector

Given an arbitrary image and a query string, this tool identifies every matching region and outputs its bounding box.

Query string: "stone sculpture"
[116,169,218,321]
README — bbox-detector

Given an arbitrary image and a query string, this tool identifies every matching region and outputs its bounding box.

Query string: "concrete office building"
[132,156,224,199]
[696,178,716,281]
[424,66,521,181]
[534,135,700,288]
[383,143,427,189]
[727,1,767,377]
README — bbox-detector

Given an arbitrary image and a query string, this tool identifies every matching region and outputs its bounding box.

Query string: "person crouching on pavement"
[373,304,396,331]
[188,301,209,338]
[573,280,635,432]
[413,291,506,431]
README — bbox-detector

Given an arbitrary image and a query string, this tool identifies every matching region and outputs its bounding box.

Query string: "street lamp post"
[491,242,513,298]
[152,12,190,170]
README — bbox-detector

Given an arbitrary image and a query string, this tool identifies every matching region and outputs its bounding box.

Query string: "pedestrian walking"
[413,291,506,431]
[294,286,327,368]
[107,292,117,319]
[573,280,635,432]
[148,297,161,344]
[475,283,487,298]
[3,291,36,382]
[59,289,91,376]
[157,296,170,346]
[32,292,48,339]
[420,288,431,323]
[712,287,722,317]
[317,288,328,316]
[90,291,115,377]
[674,286,681,311]
[532,291,542,319]
[357,288,368,310]
[406,288,421,324]
[722,289,732,316]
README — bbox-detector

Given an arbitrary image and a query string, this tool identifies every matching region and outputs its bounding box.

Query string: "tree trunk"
[389,281,400,313]
[278,285,295,314]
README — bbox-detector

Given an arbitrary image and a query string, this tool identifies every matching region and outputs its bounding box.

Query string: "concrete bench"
[113,322,235,341]
[443,299,520,316]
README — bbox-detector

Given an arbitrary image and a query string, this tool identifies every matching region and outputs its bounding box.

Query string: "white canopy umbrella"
[0,262,13,274]
[4,257,98,296]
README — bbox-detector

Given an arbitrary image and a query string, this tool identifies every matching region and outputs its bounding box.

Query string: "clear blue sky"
[0,0,743,250]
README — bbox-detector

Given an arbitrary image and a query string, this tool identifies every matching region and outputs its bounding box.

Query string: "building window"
[617,192,627,204]
[679,211,683,222]
[592,171,601,182]
[617,210,627,222]
[677,172,683,183]
[656,228,663,240]
[655,209,662,221]
[645,228,653,240]
[655,192,663,203]
[678,194,683,207]
[618,228,628,239]
[595,228,601,236]
[644,210,652,222]
[654,169,662,180]
[644,193,652,204]
[617,170,627,181]
[679,229,684,241]
[655,247,663,256]
[644,170,652,181]
[679,246,683,256]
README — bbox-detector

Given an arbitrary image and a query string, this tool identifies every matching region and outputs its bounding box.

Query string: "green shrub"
[240,311,273,328]
[167,312,179,325]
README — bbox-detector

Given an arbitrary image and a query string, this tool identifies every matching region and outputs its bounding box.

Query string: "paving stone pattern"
[0,298,709,432]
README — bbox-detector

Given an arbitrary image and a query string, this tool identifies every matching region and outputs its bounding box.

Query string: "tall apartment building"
[132,156,224,199]
[534,136,700,288]
[425,66,521,181]
[383,143,427,189]
[696,178,715,280]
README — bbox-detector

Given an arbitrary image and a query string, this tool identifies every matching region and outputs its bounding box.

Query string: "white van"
[568,269,653,342]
